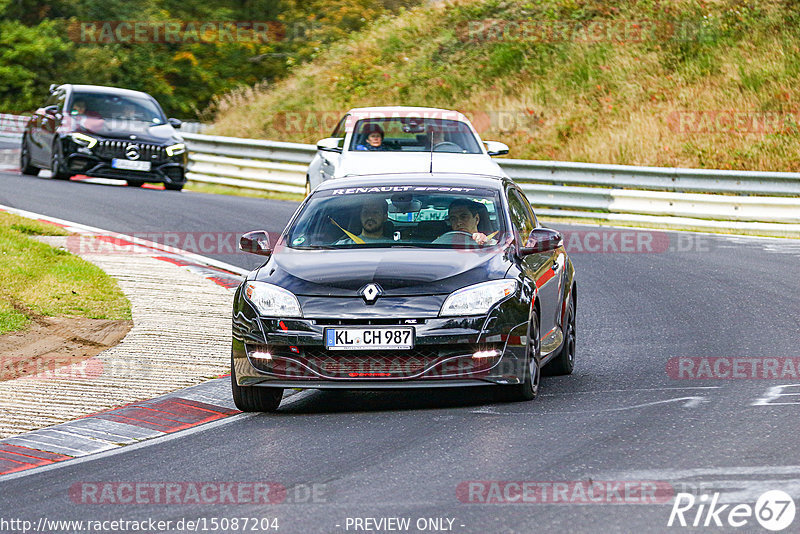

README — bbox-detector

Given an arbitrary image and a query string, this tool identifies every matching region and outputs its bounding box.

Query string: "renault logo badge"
[360,283,382,303]
[125,144,140,160]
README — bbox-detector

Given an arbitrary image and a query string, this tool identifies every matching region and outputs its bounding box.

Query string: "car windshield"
[286,185,507,250]
[348,118,482,154]
[68,92,166,124]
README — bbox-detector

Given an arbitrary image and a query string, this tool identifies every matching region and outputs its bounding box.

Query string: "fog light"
[251,350,272,360]
[473,349,499,359]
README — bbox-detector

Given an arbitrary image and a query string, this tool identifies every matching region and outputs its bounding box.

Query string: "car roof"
[61,84,157,100]
[315,173,510,192]
[345,106,470,121]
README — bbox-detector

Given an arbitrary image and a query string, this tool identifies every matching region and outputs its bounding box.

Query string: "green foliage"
[0,0,419,117]
[0,19,71,112]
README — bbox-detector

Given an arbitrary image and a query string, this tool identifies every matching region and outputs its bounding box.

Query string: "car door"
[507,187,561,352]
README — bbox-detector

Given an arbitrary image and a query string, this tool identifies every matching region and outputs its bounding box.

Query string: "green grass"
[0,212,131,334]
[184,181,304,202]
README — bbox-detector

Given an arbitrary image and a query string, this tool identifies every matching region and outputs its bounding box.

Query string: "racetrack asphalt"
[1,170,799,533]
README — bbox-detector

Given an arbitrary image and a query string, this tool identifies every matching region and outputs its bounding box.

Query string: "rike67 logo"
[668,490,796,531]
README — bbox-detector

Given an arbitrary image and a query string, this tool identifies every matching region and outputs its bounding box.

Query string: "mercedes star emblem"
[125,144,140,160]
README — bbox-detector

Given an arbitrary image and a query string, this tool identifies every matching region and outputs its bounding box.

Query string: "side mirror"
[49,84,58,93]
[239,231,272,256]
[44,105,59,116]
[168,118,182,129]
[484,141,509,156]
[520,228,563,255]
[316,137,343,153]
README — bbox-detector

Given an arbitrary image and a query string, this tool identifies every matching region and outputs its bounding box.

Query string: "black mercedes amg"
[232,173,577,411]
[20,84,187,190]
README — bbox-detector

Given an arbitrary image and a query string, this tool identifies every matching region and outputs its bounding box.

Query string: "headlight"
[244,281,302,317]
[439,279,517,317]
[69,133,97,148]
[166,143,185,156]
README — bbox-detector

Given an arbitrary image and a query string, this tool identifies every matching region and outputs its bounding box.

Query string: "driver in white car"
[439,199,496,245]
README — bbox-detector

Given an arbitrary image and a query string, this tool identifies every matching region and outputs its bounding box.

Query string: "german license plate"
[111,158,151,171]
[325,327,414,350]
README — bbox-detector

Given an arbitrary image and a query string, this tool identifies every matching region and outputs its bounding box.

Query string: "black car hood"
[256,247,511,297]
[73,118,178,143]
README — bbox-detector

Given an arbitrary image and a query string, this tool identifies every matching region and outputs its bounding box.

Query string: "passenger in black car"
[335,197,390,244]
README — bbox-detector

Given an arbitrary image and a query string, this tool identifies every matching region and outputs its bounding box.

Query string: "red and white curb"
[0,379,238,475]
[0,206,289,478]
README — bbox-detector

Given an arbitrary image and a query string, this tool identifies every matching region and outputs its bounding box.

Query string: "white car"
[305,107,509,194]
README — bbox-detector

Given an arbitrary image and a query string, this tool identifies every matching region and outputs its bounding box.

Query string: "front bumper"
[61,137,187,185]
[232,288,530,388]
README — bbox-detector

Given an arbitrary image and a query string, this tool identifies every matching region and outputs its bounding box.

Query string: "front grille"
[89,167,158,179]
[94,140,165,161]
[302,347,441,360]
[247,344,500,379]
[313,318,426,326]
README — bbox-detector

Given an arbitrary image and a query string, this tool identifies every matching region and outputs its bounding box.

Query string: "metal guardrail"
[182,132,312,195]
[0,114,26,141]
[182,132,800,236]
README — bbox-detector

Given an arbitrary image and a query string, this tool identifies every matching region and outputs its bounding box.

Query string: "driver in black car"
[442,199,495,245]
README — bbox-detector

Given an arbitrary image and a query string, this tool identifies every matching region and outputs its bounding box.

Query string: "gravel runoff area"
[0,236,235,438]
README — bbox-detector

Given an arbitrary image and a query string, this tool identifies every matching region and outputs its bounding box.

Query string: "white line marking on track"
[598,466,800,502]
[471,396,708,415]
[540,386,722,396]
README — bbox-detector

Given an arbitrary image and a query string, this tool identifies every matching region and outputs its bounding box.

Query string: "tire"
[50,141,72,180]
[126,180,145,187]
[497,309,540,402]
[543,293,576,376]
[165,183,184,191]
[230,354,283,412]
[20,135,38,176]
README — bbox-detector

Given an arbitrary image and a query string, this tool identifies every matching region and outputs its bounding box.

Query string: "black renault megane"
[232,173,576,411]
